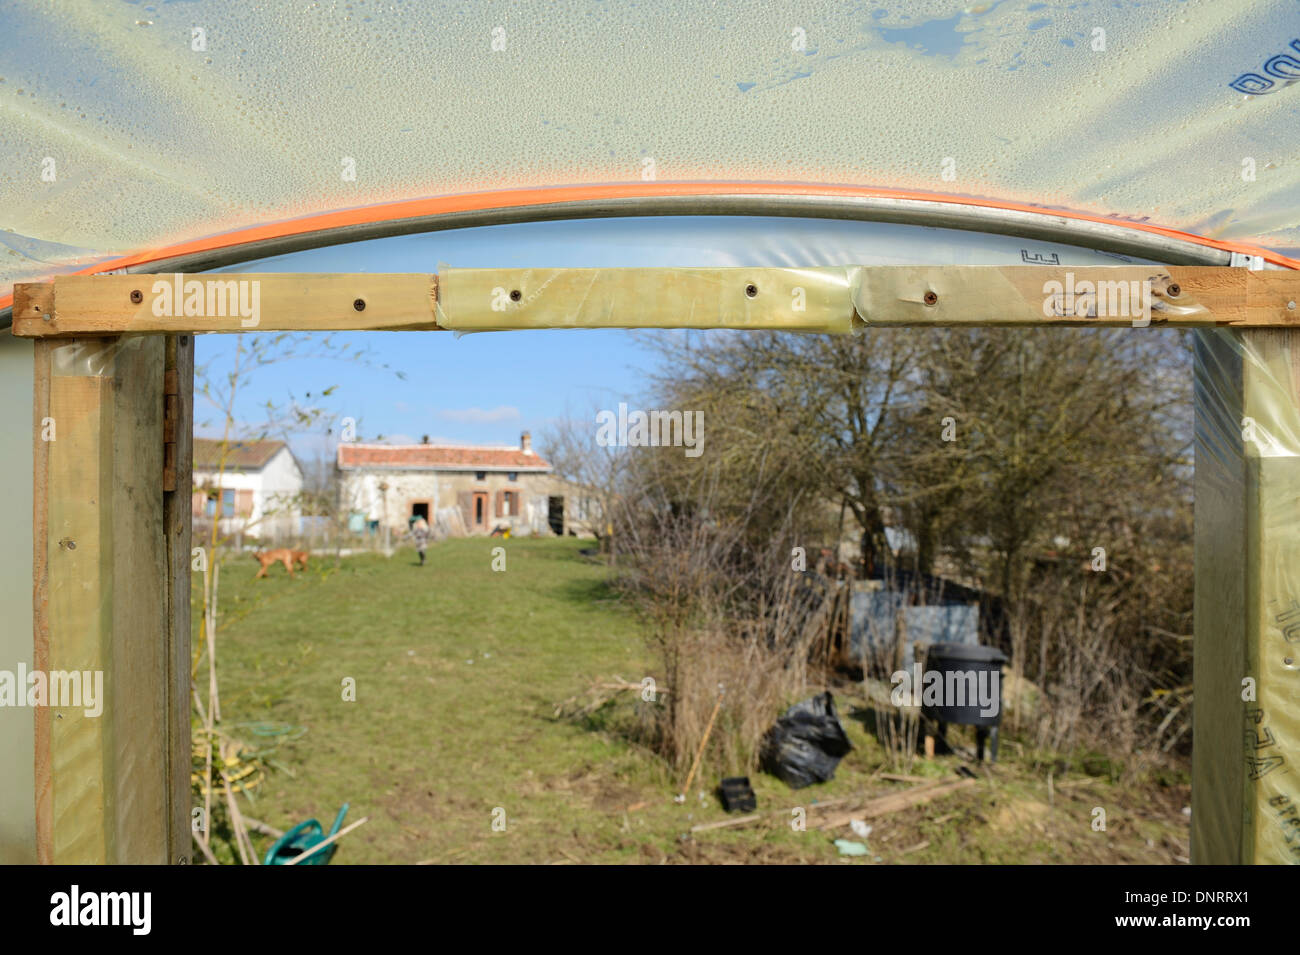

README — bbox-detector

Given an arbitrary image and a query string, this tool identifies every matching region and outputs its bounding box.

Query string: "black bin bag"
[760,691,853,789]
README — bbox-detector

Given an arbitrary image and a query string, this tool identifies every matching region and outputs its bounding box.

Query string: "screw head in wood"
[130,289,143,304]
[353,298,366,311]
[1166,284,1181,298]
[509,289,522,302]
[923,291,939,306]
[745,284,758,298]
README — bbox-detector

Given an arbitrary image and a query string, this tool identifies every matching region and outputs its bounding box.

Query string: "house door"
[548,496,564,536]
[473,492,487,527]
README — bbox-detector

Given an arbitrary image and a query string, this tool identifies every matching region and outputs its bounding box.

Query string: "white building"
[192,438,304,542]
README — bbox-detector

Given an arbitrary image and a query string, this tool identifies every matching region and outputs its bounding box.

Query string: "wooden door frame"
[10,265,1300,863]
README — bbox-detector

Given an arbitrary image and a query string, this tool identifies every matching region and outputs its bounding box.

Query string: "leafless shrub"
[611,452,835,780]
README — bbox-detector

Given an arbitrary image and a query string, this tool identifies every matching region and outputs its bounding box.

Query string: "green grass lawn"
[195,536,1190,865]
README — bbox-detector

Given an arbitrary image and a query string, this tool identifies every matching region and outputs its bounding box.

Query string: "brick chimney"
[521,430,533,454]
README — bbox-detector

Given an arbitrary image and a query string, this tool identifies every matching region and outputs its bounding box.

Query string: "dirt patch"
[989,795,1051,833]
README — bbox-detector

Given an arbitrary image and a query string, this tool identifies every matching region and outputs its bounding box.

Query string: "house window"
[205,489,236,518]
[507,471,518,482]
[475,471,486,481]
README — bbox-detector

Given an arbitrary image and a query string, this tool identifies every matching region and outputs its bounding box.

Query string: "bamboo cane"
[678,687,725,801]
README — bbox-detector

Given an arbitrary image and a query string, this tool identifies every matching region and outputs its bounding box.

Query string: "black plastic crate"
[719,777,756,813]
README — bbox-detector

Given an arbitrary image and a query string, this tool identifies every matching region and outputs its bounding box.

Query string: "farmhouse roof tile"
[337,443,551,471]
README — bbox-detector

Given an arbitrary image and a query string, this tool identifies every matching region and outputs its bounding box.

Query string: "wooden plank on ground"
[687,777,976,834]
[813,778,977,830]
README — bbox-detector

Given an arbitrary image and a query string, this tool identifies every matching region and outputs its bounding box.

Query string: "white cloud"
[435,405,521,424]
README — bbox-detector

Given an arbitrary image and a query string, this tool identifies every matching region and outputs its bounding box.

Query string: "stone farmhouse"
[336,431,595,538]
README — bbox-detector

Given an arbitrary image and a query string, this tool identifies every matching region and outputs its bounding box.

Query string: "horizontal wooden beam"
[10,266,1300,337]
[854,266,1297,327]
[12,274,440,337]
[435,266,858,332]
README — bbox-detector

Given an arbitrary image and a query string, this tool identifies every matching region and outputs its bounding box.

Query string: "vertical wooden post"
[164,334,194,863]
[1193,328,1300,864]
[32,335,189,863]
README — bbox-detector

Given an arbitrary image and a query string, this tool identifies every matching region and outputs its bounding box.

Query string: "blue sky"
[199,214,1142,463]
[193,323,663,462]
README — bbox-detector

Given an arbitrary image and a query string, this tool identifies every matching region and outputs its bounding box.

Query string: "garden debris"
[688,775,978,833]
[676,685,724,803]
[719,777,756,813]
[690,813,763,833]
[552,675,671,720]
[878,772,931,784]
[813,778,977,830]
[835,839,869,856]
[760,691,852,789]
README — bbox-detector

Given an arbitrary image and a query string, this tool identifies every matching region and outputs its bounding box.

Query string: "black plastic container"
[921,643,1007,727]
[921,643,1007,762]
[719,777,757,813]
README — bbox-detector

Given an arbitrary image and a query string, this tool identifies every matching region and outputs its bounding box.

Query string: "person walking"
[410,515,432,566]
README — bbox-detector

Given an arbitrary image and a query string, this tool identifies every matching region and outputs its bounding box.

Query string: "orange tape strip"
[5,181,1297,311]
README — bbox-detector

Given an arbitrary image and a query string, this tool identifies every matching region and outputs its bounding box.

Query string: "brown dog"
[252,548,309,579]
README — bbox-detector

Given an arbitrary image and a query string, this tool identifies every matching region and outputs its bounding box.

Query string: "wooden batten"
[12,273,441,337]
[163,335,194,864]
[10,267,1300,337]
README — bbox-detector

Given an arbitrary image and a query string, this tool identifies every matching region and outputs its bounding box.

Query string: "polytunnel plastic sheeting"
[2,0,1300,294]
